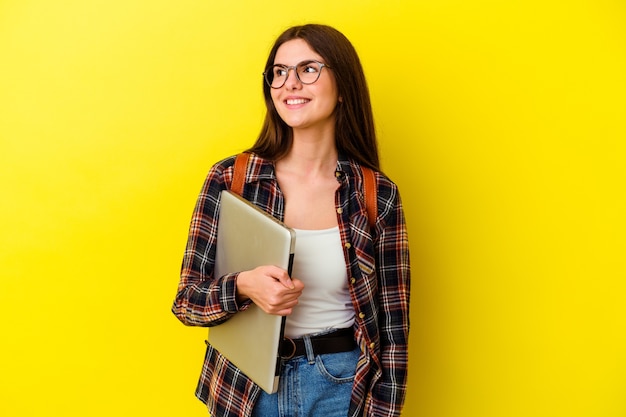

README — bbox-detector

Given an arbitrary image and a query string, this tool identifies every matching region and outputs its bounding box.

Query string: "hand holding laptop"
[208,190,297,394]
[236,265,304,316]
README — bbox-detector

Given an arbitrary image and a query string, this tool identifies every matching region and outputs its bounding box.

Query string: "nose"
[283,67,302,90]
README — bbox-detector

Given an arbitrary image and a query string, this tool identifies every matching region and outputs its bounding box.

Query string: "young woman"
[172,24,410,417]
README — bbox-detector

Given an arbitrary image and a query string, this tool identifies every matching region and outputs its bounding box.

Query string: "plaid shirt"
[172,153,410,417]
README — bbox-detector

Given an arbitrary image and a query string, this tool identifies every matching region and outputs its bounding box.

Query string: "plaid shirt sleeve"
[344,164,411,417]
[369,176,410,416]
[171,156,247,327]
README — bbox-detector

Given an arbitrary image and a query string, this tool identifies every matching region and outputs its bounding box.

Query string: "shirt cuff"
[220,272,252,313]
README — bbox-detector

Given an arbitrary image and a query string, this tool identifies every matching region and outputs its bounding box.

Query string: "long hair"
[247,24,380,171]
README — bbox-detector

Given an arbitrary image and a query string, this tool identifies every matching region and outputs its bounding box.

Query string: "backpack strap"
[231,152,250,196]
[231,152,377,229]
[361,166,378,229]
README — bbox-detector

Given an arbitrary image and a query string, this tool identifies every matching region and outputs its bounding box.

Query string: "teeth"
[286,98,308,105]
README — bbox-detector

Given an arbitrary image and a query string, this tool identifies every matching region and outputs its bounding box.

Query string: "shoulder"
[203,153,274,188]
[345,158,399,197]
[195,155,237,192]
[210,154,238,173]
[347,159,405,229]
[204,152,268,177]
[374,170,400,205]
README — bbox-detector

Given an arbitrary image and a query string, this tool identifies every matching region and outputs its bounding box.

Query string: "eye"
[300,62,320,74]
[273,66,288,77]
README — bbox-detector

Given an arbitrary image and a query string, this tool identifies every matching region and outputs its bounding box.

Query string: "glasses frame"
[263,60,330,89]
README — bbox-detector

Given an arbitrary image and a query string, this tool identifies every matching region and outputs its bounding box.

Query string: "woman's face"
[270,39,340,134]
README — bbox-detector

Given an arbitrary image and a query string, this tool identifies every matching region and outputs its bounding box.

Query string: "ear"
[338,96,343,103]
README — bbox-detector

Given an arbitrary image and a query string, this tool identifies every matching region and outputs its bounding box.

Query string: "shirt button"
[344,243,351,249]
[337,207,343,214]
[359,312,366,319]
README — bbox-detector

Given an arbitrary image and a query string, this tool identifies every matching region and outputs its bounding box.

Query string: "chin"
[281,118,309,129]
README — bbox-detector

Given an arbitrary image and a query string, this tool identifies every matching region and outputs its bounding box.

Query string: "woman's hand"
[236,265,304,316]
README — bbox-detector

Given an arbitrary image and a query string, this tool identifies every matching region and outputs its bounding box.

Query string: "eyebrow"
[272,59,322,67]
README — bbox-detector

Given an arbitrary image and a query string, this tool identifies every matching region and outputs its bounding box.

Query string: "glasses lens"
[265,65,287,88]
[264,61,325,88]
[297,61,322,84]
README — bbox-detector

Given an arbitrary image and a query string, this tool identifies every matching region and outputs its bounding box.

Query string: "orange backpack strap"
[361,166,378,229]
[231,152,250,196]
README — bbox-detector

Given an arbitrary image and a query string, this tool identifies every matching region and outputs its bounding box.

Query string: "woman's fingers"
[236,266,304,315]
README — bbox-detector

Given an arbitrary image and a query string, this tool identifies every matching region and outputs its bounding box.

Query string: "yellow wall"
[1,1,625,416]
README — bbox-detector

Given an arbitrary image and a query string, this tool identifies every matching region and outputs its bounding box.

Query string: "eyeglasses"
[263,60,330,89]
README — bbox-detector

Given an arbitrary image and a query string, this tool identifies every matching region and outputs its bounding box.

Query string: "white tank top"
[284,226,355,338]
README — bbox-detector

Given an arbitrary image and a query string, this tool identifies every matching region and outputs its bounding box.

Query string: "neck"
[281,127,337,175]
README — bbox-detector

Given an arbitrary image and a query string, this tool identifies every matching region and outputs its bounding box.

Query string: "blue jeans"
[252,334,360,417]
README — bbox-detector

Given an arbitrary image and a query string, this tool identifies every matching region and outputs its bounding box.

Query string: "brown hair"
[247,24,380,171]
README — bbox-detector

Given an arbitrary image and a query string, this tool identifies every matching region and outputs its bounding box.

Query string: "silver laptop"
[208,190,295,394]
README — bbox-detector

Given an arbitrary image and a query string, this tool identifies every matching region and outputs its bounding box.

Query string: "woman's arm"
[171,160,241,327]
[370,183,411,416]
[171,157,304,326]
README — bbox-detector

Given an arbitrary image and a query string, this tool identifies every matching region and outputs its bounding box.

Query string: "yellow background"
[1,1,625,416]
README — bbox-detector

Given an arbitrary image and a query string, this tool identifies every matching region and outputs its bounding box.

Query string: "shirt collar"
[244,152,360,184]
[335,153,359,181]
[244,153,277,184]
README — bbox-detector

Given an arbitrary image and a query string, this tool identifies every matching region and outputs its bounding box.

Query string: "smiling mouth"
[285,98,309,105]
